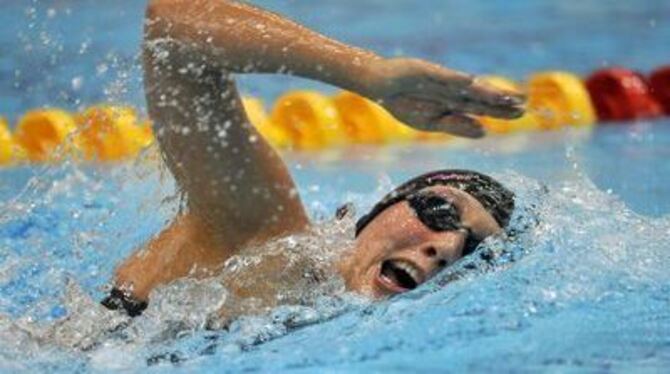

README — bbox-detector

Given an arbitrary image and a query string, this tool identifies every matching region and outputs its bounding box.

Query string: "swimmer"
[102,0,524,318]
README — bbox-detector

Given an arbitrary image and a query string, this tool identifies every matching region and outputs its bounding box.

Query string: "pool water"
[1,0,670,372]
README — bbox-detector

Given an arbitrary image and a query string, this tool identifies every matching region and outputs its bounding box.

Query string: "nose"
[420,232,467,268]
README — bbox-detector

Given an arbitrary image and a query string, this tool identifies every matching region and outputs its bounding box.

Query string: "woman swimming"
[102,0,525,318]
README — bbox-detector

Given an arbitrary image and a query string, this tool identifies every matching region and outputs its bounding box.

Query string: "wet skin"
[113,0,523,305]
[339,186,502,298]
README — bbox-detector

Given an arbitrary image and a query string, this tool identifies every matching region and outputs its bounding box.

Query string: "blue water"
[1,0,670,372]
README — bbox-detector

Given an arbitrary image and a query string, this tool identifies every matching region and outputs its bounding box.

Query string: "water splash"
[0,162,668,371]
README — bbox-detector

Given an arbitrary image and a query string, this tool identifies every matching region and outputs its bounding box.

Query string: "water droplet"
[96,63,109,75]
[71,76,84,91]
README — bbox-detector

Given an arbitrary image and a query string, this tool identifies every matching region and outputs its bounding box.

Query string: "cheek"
[383,207,426,242]
[383,217,433,250]
[360,227,432,272]
[357,238,392,265]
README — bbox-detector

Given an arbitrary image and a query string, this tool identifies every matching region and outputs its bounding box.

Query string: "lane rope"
[0,66,668,165]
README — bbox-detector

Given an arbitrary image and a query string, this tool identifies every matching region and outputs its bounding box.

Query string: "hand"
[364,58,526,138]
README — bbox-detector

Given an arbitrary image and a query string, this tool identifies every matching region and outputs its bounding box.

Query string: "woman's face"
[338,186,502,298]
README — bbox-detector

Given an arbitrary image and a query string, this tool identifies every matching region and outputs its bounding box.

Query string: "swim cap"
[355,170,515,237]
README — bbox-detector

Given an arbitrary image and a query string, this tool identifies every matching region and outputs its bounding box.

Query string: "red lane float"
[649,66,670,115]
[585,68,663,122]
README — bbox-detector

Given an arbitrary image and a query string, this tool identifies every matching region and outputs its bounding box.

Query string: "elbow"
[146,0,173,20]
[146,0,165,20]
[144,0,182,41]
[146,0,231,21]
[143,0,178,67]
[146,0,235,23]
[145,0,186,31]
[145,0,218,39]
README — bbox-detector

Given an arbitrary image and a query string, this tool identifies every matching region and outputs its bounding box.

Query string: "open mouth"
[378,259,424,293]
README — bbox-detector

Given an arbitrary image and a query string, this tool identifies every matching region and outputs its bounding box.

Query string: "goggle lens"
[407,192,483,255]
[407,192,461,231]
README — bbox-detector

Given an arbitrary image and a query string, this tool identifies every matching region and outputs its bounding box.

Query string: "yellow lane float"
[271,91,348,150]
[332,91,418,144]
[527,71,596,129]
[13,109,78,162]
[0,117,16,165]
[242,97,290,148]
[75,105,153,161]
[478,76,540,134]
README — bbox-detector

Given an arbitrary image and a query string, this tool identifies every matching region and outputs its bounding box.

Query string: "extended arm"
[146,0,523,137]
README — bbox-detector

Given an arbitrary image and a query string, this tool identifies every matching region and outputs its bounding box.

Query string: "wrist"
[324,52,385,100]
[352,55,387,100]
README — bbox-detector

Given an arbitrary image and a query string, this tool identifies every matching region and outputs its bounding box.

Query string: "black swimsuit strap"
[101,288,148,317]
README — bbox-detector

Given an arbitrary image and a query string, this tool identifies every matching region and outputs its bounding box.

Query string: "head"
[338,170,514,298]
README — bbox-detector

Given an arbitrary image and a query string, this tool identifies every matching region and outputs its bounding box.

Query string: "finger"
[434,68,474,88]
[430,113,485,139]
[419,74,525,118]
[452,96,526,119]
[422,68,474,91]
[465,79,526,108]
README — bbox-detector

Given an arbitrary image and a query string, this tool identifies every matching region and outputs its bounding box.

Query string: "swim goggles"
[406,191,482,255]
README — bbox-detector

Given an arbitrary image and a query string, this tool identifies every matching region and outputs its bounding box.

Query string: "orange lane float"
[585,68,663,122]
[242,97,291,148]
[478,76,540,134]
[271,91,349,150]
[0,117,16,165]
[649,66,670,115]
[527,71,596,129]
[13,109,79,162]
[332,91,418,144]
[75,106,154,161]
